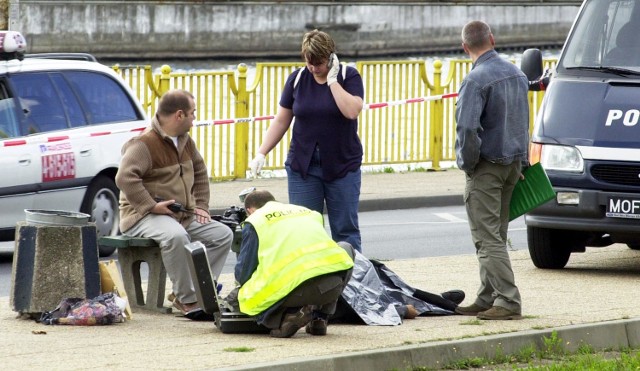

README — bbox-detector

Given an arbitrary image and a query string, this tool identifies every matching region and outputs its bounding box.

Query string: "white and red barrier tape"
[2,92,457,147]
[194,92,458,127]
[193,115,275,128]
[364,92,458,110]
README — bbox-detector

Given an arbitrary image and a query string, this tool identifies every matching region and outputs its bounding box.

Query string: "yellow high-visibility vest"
[238,202,354,315]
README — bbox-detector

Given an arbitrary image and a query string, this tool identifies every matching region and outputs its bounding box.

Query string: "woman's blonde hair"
[301,29,336,65]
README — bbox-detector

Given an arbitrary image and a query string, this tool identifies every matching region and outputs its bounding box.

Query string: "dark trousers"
[262,242,355,329]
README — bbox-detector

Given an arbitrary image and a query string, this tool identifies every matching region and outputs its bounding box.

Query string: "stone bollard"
[10,210,100,318]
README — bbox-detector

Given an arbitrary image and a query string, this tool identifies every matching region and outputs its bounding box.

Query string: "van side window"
[12,73,68,135]
[64,71,140,125]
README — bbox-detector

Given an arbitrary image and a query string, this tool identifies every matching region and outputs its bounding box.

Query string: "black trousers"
[262,242,355,329]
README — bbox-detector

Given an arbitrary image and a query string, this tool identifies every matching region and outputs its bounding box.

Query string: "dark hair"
[301,29,335,65]
[157,89,194,116]
[244,190,276,210]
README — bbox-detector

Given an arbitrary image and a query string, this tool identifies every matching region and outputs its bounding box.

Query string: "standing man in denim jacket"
[453,21,529,320]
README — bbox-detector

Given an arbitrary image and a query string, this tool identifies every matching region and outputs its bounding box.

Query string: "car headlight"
[540,144,584,172]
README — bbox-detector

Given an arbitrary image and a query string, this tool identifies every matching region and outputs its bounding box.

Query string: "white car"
[0,32,147,256]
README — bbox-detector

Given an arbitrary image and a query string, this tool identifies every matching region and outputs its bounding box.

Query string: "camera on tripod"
[212,205,247,232]
[222,205,248,224]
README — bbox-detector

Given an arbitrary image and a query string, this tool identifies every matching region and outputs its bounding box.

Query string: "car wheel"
[81,175,120,257]
[527,226,573,269]
[627,244,640,250]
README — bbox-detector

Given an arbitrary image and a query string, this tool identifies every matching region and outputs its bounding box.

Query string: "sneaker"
[477,306,523,320]
[305,318,328,336]
[454,303,490,316]
[270,306,313,338]
[441,290,465,305]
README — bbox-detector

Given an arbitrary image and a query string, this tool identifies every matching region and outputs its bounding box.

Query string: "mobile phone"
[327,53,335,69]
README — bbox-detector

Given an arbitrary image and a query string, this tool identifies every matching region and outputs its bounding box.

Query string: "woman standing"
[249,29,365,252]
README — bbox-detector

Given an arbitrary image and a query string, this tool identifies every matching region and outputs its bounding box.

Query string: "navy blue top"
[280,65,365,181]
[234,223,259,286]
[234,222,281,324]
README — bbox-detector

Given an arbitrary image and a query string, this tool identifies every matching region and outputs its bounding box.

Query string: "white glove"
[327,53,340,86]
[249,153,265,178]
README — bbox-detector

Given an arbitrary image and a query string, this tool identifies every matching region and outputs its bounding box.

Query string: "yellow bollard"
[234,63,249,179]
[429,60,444,171]
[159,64,171,96]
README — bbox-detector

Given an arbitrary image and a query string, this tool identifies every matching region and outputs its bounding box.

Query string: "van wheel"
[527,226,572,269]
[81,175,120,257]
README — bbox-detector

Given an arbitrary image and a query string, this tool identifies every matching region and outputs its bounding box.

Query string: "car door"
[43,70,146,235]
[12,70,143,220]
[59,70,144,183]
[0,77,44,237]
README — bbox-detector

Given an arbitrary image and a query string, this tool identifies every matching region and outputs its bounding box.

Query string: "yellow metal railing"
[357,60,429,167]
[114,58,554,180]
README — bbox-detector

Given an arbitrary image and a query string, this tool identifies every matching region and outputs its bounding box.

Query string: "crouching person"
[235,190,354,338]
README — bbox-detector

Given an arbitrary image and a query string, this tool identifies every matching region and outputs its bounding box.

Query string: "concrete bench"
[98,236,172,314]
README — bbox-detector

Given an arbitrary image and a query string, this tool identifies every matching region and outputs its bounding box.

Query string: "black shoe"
[270,306,313,338]
[441,290,465,305]
[184,308,216,321]
[305,318,328,336]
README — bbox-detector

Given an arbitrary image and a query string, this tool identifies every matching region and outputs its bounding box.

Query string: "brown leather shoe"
[172,297,200,315]
[477,306,523,320]
[454,303,490,316]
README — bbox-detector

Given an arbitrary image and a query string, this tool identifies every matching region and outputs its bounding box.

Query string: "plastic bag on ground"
[39,292,127,325]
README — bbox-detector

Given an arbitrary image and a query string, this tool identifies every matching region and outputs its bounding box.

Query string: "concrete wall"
[9,1,582,60]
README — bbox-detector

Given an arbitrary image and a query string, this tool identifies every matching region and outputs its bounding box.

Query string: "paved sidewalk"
[2,169,640,370]
[3,246,640,370]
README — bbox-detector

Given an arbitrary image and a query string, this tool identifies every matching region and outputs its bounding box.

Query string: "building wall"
[10,1,582,60]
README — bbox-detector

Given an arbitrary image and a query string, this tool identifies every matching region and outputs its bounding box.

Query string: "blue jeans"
[286,164,362,252]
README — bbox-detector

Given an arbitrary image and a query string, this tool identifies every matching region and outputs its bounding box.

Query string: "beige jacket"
[115,116,210,232]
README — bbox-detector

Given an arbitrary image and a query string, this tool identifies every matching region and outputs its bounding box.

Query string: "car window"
[64,71,140,125]
[51,73,87,128]
[0,98,19,138]
[12,73,68,134]
[8,70,142,135]
[0,81,19,138]
[562,0,637,68]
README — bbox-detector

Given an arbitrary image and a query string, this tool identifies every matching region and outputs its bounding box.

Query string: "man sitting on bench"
[116,89,232,315]
[234,190,354,338]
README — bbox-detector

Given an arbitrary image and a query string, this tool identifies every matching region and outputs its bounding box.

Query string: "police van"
[520,0,640,268]
[0,32,147,256]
